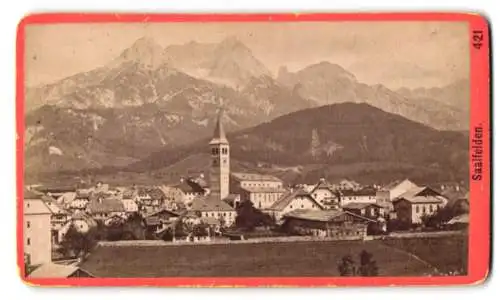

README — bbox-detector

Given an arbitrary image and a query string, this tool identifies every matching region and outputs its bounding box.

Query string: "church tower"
[209,108,230,201]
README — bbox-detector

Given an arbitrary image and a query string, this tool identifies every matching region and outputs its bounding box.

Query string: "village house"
[392,186,448,226]
[24,190,52,266]
[446,213,469,230]
[222,193,241,209]
[231,172,287,209]
[376,179,419,210]
[67,192,90,212]
[231,172,284,190]
[58,211,98,244]
[160,185,185,206]
[28,263,94,278]
[86,194,126,221]
[144,208,180,236]
[34,186,76,199]
[333,179,362,191]
[296,184,316,193]
[56,191,76,206]
[120,191,140,213]
[342,202,384,220]
[281,209,376,240]
[190,194,236,227]
[141,187,166,209]
[309,178,339,209]
[174,178,207,206]
[44,200,70,245]
[265,189,323,221]
[339,187,378,206]
[239,186,287,210]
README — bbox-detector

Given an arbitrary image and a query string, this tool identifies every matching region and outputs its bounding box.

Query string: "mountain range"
[127,102,468,186]
[24,36,469,182]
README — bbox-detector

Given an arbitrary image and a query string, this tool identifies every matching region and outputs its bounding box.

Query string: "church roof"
[209,108,228,145]
[231,172,282,182]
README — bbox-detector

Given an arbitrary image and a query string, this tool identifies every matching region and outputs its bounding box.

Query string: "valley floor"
[79,234,467,277]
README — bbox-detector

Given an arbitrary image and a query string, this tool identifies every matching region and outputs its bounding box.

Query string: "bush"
[338,255,356,276]
[338,250,379,276]
[358,250,379,276]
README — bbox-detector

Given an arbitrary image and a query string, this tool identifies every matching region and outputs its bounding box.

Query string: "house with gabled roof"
[86,195,125,221]
[28,262,94,278]
[339,187,378,207]
[265,189,323,221]
[376,179,419,210]
[281,209,376,239]
[392,186,448,226]
[121,191,139,213]
[144,208,180,235]
[43,200,70,245]
[309,178,339,209]
[190,194,236,227]
[239,185,287,210]
[24,190,52,266]
[174,179,206,205]
[342,202,384,220]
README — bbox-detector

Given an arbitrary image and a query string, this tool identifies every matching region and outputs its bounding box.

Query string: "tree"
[421,206,455,229]
[191,223,209,237]
[358,250,379,276]
[58,224,97,258]
[235,201,274,231]
[160,228,174,241]
[338,255,356,276]
[123,212,146,240]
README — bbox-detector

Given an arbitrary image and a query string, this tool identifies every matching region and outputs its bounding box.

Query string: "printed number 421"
[473,30,484,50]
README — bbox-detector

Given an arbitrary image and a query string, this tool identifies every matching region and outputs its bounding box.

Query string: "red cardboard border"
[16,12,491,287]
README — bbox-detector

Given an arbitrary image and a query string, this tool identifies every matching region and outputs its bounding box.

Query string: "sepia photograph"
[19,15,481,283]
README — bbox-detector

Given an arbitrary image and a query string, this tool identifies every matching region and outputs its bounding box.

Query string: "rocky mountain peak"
[111,36,165,69]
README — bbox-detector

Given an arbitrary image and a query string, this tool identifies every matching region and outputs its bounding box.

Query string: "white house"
[340,187,378,207]
[174,179,206,206]
[393,186,448,225]
[190,194,236,227]
[376,179,419,209]
[266,189,323,221]
[24,191,52,266]
[121,196,139,213]
[309,178,339,209]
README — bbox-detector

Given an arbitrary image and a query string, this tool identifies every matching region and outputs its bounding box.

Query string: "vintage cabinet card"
[17,13,490,287]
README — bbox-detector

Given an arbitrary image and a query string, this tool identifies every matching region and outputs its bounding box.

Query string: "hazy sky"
[25,21,469,89]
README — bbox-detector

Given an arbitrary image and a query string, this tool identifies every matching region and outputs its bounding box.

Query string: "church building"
[187,108,236,227]
[209,108,231,201]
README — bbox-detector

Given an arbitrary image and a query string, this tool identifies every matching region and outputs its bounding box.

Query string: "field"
[78,235,468,277]
[382,234,468,274]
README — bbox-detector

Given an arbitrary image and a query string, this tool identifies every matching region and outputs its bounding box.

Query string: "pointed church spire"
[210,99,228,145]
